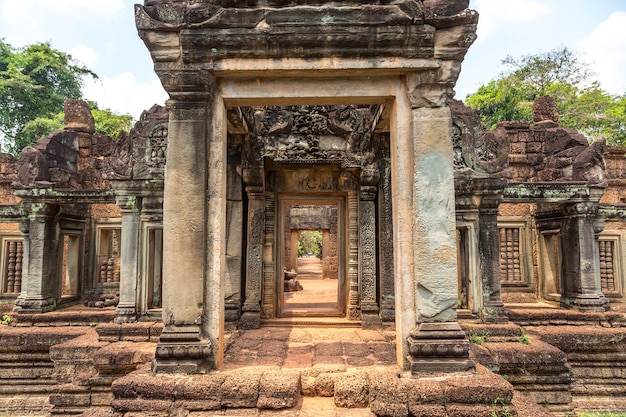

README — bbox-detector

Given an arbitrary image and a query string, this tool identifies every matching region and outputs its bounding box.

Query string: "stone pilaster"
[377,140,395,323]
[347,190,360,320]
[360,169,381,328]
[240,167,265,329]
[153,88,214,373]
[13,203,60,314]
[478,179,508,323]
[261,195,276,319]
[114,193,142,323]
[560,202,609,312]
[405,105,474,375]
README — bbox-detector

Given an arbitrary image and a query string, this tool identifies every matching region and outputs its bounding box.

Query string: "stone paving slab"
[222,327,397,371]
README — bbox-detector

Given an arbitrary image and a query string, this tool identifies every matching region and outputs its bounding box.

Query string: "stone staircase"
[463,305,626,416]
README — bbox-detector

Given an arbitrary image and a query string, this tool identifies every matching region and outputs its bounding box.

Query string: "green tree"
[0,39,97,154]
[465,47,626,146]
[298,230,323,258]
[89,101,133,139]
[19,102,133,147]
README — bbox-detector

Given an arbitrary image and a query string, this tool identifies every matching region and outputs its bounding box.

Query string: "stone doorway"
[280,201,344,317]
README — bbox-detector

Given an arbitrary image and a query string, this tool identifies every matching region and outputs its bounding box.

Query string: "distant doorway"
[279,199,344,317]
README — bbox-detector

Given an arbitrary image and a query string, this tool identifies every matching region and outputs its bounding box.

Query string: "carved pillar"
[360,169,381,328]
[153,91,214,373]
[240,167,265,329]
[14,202,60,314]
[347,190,360,320]
[377,139,395,322]
[560,201,609,312]
[114,192,142,323]
[404,104,474,375]
[261,194,276,318]
[478,179,508,323]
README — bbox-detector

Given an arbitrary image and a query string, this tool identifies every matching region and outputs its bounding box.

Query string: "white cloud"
[0,0,128,47]
[473,0,551,39]
[578,11,626,95]
[82,72,169,120]
[70,44,99,68]
[2,0,125,18]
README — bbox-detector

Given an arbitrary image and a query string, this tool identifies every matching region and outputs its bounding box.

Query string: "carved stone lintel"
[114,304,138,324]
[407,322,475,376]
[153,325,213,374]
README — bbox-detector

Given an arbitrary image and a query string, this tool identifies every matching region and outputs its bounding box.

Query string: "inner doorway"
[279,200,344,317]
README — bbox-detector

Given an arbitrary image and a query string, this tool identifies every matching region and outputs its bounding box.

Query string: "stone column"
[114,193,142,323]
[13,203,60,314]
[478,179,508,323]
[360,169,381,328]
[240,167,264,329]
[560,201,609,312]
[347,190,360,320]
[261,195,276,318]
[153,95,213,373]
[405,105,474,375]
[377,140,395,323]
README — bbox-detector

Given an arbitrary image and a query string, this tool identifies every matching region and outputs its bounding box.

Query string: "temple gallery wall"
[1,1,626,415]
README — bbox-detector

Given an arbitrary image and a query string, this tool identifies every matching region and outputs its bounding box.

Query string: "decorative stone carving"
[450,99,509,175]
[572,138,608,185]
[109,104,169,180]
[251,105,376,165]
[17,147,50,186]
[153,325,214,374]
[407,322,475,375]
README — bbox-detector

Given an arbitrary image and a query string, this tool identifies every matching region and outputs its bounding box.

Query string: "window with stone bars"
[599,236,622,295]
[499,225,526,284]
[1,238,24,295]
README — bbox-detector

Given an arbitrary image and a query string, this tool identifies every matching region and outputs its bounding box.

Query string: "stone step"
[10,307,115,327]
[506,306,625,327]
[110,364,526,416]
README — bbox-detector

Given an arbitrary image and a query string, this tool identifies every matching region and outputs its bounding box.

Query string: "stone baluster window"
[96,227,121,284]
[499,226,525,284]
[599,235,622,296]
[1,238,24,294]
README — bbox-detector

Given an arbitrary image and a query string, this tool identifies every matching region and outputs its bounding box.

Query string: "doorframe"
[275,194,347,317]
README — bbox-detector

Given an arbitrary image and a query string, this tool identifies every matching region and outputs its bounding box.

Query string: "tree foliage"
[298,230,323,258]
[465,47,626,146]
[19,101,133,150]
[0,39,97,154]
[89,101,133,139]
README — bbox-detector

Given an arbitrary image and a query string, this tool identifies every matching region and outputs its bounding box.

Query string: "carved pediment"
[109,104,169,180]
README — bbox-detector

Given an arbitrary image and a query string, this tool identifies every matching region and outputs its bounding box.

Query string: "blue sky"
[1,1,625,120]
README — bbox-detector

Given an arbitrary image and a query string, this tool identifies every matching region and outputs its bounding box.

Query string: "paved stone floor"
[222,325,398,371]
[283,257,340,315]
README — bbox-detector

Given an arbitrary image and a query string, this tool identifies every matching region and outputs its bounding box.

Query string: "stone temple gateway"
[135,0,480,375]
[3,1,626,414]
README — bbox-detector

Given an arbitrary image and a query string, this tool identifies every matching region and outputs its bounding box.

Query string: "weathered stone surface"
[423,0,469,16]
[533,95,559,123]
[334,372,369,408]
[368,371,408,417]
[64,99,95,134]
[257,370,300,409]
[220,371,261,408]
